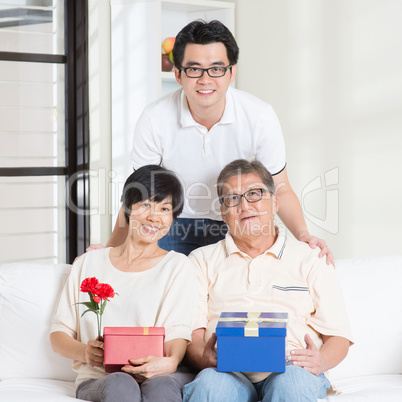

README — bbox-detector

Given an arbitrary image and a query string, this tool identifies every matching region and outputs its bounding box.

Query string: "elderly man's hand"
[287,334,325,376]
[203,333,218,368]
[298,234,334,266]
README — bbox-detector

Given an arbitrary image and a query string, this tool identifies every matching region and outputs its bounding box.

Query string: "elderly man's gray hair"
[217,159,276,199]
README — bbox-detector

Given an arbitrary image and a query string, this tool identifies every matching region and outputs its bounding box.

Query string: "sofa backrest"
[1,256,401,383]
[0,263,76,382]
[329,255,402,381]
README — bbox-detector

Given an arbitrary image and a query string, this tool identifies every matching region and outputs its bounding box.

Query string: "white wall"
[88,0,402,257]
[235,0,402,259]
[88,0,112,246]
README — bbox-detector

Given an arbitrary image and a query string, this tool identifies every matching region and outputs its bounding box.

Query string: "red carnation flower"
[80,277,99,293]
[93,295,101,304]
[76,277,117,339]
[95,283,115,301]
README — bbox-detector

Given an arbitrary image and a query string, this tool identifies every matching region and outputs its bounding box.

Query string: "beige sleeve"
[49,257,84,339]
[307,258,354,343]
[188,250,209,330]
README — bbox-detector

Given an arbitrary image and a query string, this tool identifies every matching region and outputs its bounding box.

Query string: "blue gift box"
[216,312,288,373]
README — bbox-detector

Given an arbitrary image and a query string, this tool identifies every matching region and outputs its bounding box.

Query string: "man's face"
[220,173,278,239]
[175,42,236,117]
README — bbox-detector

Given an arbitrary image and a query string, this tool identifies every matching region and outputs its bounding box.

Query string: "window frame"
[0,0,90,264]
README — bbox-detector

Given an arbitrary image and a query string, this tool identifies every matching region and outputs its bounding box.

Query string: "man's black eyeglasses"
[180,65,232,78]
[220,188,271,208]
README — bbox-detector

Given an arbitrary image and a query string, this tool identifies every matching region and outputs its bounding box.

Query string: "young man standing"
[100,20,333,264]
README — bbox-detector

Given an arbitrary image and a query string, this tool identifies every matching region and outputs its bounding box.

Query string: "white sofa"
[0,255,401,401]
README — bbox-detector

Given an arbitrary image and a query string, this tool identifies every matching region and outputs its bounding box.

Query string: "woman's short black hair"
[173,19,239,70]
[121,165,184,223]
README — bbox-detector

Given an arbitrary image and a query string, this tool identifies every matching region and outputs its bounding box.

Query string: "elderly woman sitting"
[50,165,197,402]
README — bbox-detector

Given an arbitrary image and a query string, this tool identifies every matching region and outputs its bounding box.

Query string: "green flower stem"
[97,301,102,340]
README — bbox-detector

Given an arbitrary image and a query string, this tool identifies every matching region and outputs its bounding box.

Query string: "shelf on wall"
[161,71,176,80]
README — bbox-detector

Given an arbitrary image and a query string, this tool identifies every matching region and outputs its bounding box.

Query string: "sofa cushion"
[0,263,76,382]
[324,374,402,401]
[328,255,402,382]
[0,378,79,401]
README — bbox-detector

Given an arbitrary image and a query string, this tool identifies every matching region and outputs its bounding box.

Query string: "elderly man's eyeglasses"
[180,65,232,78]
[220,188,271,208]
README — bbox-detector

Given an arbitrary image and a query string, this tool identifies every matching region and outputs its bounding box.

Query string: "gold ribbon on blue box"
[218,312,288,337]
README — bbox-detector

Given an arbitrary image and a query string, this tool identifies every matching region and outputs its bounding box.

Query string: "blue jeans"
[183,365,331,402]
[158,218,228,256]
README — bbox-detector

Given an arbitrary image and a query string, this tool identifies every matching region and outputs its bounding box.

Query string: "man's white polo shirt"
[131,87,286,220]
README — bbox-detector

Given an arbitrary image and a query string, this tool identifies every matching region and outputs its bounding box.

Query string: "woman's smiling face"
[128,197,174,243]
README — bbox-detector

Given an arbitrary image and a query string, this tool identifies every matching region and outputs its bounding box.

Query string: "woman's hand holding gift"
[121,338,188,381]
[122,355,179,382]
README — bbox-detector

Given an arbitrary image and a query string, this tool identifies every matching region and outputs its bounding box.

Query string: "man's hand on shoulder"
[72,244,105,264]
[86,244,105,252]
[298,234,335,267]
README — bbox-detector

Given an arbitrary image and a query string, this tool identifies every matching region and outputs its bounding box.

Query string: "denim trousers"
[158,217,228,256]
[182,365,331,402]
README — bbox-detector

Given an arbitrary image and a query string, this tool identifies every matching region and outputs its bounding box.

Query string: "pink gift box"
[103,327,165,373]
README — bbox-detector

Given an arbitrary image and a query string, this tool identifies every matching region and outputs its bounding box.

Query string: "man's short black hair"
[172,19,239,70]
[121,165,184,223]
[217,159,276,199]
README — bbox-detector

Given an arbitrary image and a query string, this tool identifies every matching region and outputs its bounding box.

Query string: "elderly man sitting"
[183,159,353,402]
